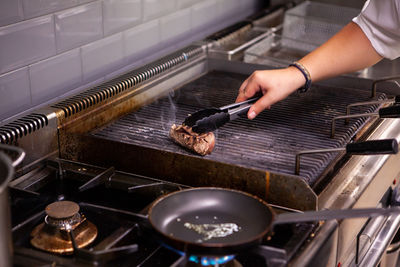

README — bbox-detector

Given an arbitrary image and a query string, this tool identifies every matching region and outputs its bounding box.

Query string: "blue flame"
[188,255,235,266]
[162,244,235,266]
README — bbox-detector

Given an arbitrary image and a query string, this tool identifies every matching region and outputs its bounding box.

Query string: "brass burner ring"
[45,213,82,230]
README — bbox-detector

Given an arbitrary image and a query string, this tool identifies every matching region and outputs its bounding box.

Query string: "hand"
[236,67,305,119]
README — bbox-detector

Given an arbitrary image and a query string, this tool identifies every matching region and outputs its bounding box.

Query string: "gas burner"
[186,255,240,267]
[30,201,98,255]
[175,255,242,267]
[45,201,82,230]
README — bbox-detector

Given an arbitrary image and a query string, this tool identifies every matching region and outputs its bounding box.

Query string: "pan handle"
[295,139,398,175]
[332,105,400,137]
[0,144,25,167]
[379,105,400,118]
[346,139,398,155]
[273,207,400,225]
[346,96,400,118]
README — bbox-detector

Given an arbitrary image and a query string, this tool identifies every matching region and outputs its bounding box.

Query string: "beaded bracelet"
[289,62,312,93]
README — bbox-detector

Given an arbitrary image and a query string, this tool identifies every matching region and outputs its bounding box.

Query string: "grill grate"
[90,71,385,186]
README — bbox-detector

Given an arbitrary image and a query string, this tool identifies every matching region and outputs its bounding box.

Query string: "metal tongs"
[183,97,260,133]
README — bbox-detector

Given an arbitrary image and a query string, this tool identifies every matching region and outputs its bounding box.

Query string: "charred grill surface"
[89,71,384,186]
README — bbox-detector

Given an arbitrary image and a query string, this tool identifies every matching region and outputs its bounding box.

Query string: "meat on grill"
[169,124,215,156]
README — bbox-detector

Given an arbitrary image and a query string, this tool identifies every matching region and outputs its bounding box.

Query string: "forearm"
[298,22,383,82]
[236,21,385,119]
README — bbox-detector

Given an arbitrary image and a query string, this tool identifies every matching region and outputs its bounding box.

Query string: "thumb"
[247,95,274,119]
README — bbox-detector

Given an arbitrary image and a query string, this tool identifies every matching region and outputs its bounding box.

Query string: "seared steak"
[169,124,215,156]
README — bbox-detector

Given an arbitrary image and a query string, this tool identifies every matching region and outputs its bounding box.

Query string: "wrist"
[288,62,312,93]
[285,66,308,92]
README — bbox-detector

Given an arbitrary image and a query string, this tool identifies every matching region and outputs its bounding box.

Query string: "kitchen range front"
[2,1,400,267]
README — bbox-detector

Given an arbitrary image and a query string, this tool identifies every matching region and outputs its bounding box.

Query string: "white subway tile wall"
[55,2,103,53]
[191,0,218,31]
[79,0,97,4]
[0,16,56,75]
[177,0,195,9]
[218,0,242,20]
[123,20,160,62]
[0,67,31,119]
[0,0,261,121]
[160,8,191,44]
[103,0,142,36]
[22,0,79,20]
[143,0,176,21]
[30,49,82,105]
[0,0,23,27]
[82,33,124,82]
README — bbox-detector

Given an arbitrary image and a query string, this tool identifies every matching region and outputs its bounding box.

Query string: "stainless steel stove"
[2,4,400,267]
[9,159,315,267]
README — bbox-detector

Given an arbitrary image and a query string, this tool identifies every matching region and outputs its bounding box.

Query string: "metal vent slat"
[0,113,49,144]
[51,46,204,118]
[90,71,386,186]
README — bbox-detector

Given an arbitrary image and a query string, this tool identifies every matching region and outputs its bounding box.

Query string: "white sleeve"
[352,0,400,60]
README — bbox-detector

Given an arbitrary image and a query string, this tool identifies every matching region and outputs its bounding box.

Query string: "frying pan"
[148,187,400,255]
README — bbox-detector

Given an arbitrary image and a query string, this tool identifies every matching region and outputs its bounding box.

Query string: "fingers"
[236,68,302,119]
[235,78,250,103]
[247,95,274,119]
[236,73,259,103]
[236,70,279,120]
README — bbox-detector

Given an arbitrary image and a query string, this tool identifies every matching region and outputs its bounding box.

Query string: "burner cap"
[46,201,80,219]
[31,201,97,255]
